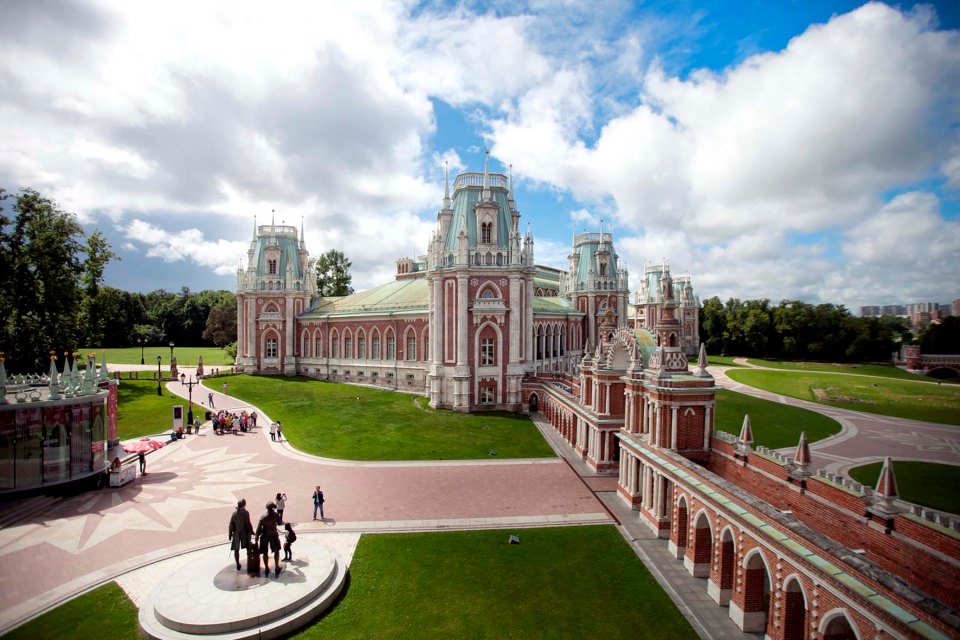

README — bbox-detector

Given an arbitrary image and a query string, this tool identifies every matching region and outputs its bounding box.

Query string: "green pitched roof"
[304,278,429,316]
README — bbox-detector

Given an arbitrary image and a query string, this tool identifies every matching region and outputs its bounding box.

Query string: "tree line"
[0,188,236,374]
[699,297,915,361]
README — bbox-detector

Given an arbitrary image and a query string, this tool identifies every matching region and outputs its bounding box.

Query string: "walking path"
[713,362,960,475]
[2,362,956,638]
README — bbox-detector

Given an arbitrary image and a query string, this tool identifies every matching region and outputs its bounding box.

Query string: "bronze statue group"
[228,491,298,578]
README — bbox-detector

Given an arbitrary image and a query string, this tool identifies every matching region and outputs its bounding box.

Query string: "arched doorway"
[685,510,712,578]
[709,527,735,606]
[782,576,807,640]
[670,495,688,560]
[732,549,771,633]
[821,610,859,640]
[529,393,539,413]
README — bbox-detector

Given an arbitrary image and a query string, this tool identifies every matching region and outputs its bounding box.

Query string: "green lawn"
[744,359,934,381]
[688,355,741,367]
[117,377,203,439]
[3,527,696,640]
[82,346,234,366]
[4,581,139,640]
[726,369,960,426]
[295,526,697,639]
[714,389,840,449]
[218,375,555,460]
[848,461,960,515]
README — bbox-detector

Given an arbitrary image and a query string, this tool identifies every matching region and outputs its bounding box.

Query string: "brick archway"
[731,548,771,633]
[685,510,712,578]
[820,610,860,640]
[781,575,807,640]
[709,526,735,606]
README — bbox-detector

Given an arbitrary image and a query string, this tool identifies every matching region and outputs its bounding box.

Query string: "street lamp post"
[156,355,162,396]
[169,341,175,362]
[180,373,199,429]
[139,338,145,365]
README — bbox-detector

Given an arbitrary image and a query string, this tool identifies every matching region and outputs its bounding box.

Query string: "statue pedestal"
[139,537,345,639]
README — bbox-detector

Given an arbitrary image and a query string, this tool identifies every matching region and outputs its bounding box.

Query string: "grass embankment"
[295,526,697,639]
[714,389,840,449]
[688,355,741,367]
[726,369,960,426]
[5,581,139,640]
[745,359,936,381]
[849,461,960,515]
[117,375,202,439]
[82,346,234,366]
[219,375,554,460]
[4,527,697,640]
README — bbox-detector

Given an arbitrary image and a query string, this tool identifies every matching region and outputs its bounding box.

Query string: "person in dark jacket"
[228,498,254,571]
[256,501,283,578]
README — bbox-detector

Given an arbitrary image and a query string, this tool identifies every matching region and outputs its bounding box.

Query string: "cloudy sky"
[2,0,958,310]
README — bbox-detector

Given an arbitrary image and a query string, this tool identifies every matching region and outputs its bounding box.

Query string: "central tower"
[425,153,536,411]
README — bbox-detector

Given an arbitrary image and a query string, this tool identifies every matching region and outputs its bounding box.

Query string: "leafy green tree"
[80,231,118,347]
[315,249,354,296]
[920,316,960,354]
[202,295,238,347]
[0,189,115,373]
[699,296,727,355]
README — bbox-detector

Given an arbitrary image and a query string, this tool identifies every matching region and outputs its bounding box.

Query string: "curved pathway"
[0,369,608,632]
[713,362,960,476]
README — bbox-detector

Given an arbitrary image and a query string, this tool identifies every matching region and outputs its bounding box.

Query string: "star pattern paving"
[0,446,274,557]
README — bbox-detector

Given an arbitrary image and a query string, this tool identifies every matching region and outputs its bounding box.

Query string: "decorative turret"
[790,431,812,481]
[872,456,901,519]
[736,414,753,455]
[696,343,709,377]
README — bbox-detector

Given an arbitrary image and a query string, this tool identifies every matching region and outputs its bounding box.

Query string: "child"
[283,522,297,561]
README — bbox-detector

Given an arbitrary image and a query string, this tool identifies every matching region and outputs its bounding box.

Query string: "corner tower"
[236,217,316,375]
[425,153,536,411]
[560,229,630,350]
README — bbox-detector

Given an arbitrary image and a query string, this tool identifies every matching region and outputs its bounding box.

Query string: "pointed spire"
[300,215,305,241]
[482,149,491,201]
[875,456,899,500]
[271,209,275,228]
[794,432,811,466]
[99,350,109,382]
[443,160,450,206]
[739,415,753,445]
[697,342,709,376]
[252,215,257,239]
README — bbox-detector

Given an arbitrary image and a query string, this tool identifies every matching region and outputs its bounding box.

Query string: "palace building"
[236,159,959,640]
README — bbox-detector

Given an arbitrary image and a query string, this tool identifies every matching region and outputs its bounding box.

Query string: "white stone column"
[456,275,468,366]
[247,299,256,361]
[670,405,678,450]
[509,274,520,365]
[703,406,712,449]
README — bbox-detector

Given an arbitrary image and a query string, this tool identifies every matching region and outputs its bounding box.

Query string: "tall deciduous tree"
[315,249,354,296]
[0,188,116,373]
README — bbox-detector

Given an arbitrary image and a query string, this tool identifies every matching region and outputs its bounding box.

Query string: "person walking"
[138,451,147,475]
[312,486,325,520]
[275,492,287,523]
[222,382,228,395]
[270,422,277,442]
[255,501,283,578]
[228,498,254,571]
[276,420,283,442]
[208,392,215,408]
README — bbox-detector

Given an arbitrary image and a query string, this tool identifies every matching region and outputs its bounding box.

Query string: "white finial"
[300,216,305,240]
[271,209,275,228]
[508,164,514,200]
[444,161,450,200]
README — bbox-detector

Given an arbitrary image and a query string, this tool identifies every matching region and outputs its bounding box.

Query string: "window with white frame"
[386,336,396,360]
[480,386,495,404]
[372,336,381,359]
[345,337,352,359]
[314,336,322,357]
[480,337,495,366]
[332,336,340,358]
[406,336,416,361]
[266,338,278,358]
[358,337,366,359]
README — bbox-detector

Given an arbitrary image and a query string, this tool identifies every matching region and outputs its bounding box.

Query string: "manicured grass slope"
[5,581,139,640]
[746,359,933,381]
[848,461,960,515]
[221,375,554,460]
[726,369,960,426]
[714,389,840,449]
[83,346,234,366]
[117,378,202,439]
[294,526,697,639]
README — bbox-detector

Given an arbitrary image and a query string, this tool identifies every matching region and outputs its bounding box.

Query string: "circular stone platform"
[139,538,346,639]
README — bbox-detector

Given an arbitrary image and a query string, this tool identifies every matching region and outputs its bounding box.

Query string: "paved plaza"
[0,365,956,638]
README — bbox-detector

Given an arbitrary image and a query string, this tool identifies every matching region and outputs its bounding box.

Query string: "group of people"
[227,487,326,576]
[269,420,283,441]
[212,409,257,435]
[228,491,299,578]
